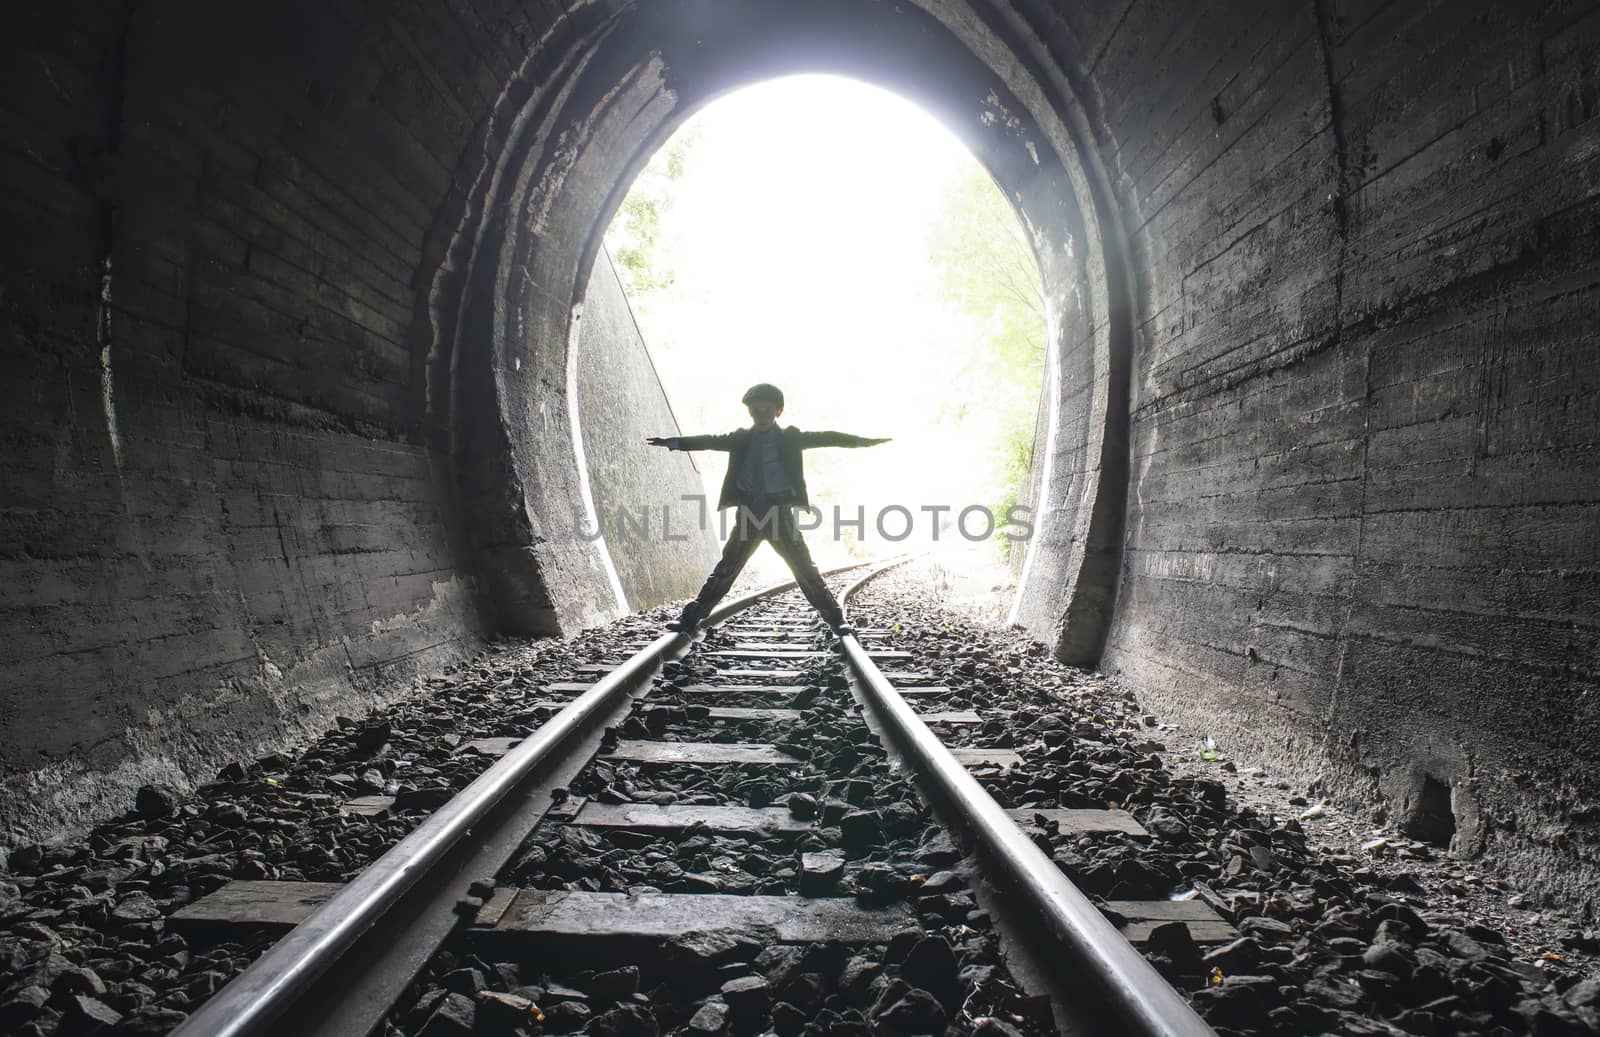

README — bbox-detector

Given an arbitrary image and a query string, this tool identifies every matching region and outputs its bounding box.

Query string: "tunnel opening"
[570,74,1050,617]
[426,0,1136,656]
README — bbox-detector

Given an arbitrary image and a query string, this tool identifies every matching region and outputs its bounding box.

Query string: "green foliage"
[607,128,701,297]
[926,167,1047,563]
[990,408,1039,565]
[928,168,1044,375]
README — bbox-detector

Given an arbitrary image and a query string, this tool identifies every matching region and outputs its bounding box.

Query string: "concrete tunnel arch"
[424,0,1136,660]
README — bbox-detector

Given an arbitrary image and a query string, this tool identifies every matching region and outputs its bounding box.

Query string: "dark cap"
[741,383,784,408]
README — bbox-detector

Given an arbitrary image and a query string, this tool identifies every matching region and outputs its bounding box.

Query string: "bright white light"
[610,74,1043,592]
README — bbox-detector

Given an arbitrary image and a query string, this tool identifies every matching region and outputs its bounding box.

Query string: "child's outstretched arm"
[796,431,892,449]
[644,432,739,451]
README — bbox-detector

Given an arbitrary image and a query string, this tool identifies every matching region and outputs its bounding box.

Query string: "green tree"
[926,167,1048,562]
[606,127,701,297]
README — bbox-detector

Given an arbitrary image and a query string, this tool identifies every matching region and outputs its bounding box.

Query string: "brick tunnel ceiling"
[5,0,1599,917]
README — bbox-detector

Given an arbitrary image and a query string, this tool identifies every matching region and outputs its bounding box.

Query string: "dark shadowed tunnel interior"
[4,1,1600,1030]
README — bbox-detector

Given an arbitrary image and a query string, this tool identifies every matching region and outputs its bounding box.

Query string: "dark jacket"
[672,426,882,509]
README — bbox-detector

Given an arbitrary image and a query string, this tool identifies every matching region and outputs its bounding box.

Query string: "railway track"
[165,561,1222,1036]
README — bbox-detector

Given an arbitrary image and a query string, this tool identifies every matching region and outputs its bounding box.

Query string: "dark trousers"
[685,503,843,624]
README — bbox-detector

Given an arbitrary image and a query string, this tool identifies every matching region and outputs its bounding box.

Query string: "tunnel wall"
[575,250,720,608]
[0,4,494,842]
[1029,1,1600,910]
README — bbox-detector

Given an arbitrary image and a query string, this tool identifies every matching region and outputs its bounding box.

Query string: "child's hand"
[645,436,678,448]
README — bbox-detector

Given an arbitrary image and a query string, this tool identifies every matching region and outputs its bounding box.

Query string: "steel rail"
[172,562,866,1037]
[839,559,1215,1037]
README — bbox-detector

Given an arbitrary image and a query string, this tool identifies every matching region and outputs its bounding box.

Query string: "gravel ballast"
[1,566,1594,1036]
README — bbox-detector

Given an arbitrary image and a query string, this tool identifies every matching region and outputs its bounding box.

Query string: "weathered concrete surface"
[0,1,698,844]
[575,249,719,611]
[571,802,815,832]
[0,3,491,844]
[1032,1,1600,916]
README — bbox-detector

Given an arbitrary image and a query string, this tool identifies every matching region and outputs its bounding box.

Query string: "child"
[646,383,890,635]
